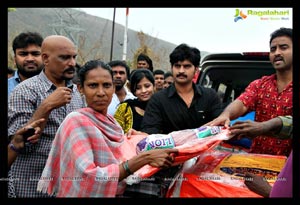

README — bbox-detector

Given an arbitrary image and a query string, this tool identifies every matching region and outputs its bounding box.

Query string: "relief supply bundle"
[123,126,233,185]
[136,126,223,153]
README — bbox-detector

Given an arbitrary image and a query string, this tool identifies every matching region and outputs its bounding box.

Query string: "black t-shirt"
[141,83,223,134]
[123,98,147,131]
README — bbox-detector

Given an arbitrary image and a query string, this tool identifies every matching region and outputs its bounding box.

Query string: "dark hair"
[78,60,113,87]
[269,27,292,45]
[137,54,153,72]
[130,69,154,94]
[164,71,173,79]
[8,67,15,75]
[12,32,43,55]
[108,60,130,79]
[72,63,82,84]
[169,43,201,67]
[153,69,165,76]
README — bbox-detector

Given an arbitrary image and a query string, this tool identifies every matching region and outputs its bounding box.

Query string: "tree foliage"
[132,31,155,70]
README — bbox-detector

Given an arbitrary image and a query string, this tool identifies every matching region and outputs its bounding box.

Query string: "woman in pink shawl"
[37,60,177,197]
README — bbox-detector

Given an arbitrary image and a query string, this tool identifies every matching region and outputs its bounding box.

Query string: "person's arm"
[125,128,148,139]
[204,99,248,128]
[8,118,45,167]
[118,148,178,181]
[29,86,74,132]
[244,172,272,197]
[229,115,292,139]
[8,135,24,168]
[274,116,293,139]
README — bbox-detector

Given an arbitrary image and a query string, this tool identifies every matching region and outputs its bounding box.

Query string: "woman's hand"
[147,148,178,169]
[126,128,148,139]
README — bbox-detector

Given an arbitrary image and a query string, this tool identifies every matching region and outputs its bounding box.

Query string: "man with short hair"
[107,60,135,116]
[8,32,44,97]
[141,43,223,134]
[163,71,174,89]
[132,43,223,197]
[8,35,85,197]
[153,69,165,92]
[205,27,293,157]
[7,67,15,78]
[137,53,153,72]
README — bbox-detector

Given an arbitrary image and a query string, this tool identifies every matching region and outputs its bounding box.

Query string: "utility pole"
[51,8,84,47]
[110,8,116,61]
[122,8,129,61]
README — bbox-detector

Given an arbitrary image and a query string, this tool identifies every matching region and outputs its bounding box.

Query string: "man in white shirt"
[108,60,135,116]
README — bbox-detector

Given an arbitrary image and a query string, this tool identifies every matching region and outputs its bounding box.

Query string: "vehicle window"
[217,83,226,102]
[203,75,212,88]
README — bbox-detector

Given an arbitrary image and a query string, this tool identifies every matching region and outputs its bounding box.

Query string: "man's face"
[154,74,164,91]
[44,41,77,81]
[172,60,196,85]
[269,36,293,72]
[112,66,127,91]
[14,44,43,78]
[163,76,174,88]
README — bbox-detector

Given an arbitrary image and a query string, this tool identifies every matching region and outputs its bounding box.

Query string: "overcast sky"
[75,8,293,53]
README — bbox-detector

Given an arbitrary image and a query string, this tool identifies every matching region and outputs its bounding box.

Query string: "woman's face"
[134,77,154,102]
[80,67,114,115]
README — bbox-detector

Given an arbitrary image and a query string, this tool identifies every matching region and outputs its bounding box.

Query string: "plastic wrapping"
[166,150,287,197]
[123,126,232,185]
[136,126,223,154]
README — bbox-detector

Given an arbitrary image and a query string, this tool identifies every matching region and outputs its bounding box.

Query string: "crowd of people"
[6,27,294,198]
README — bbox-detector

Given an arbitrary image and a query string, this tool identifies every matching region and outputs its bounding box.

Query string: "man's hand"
[13,118,46,144]
[44,87,73,109]
[203,115,231,128]
[229,120,266,139]
[244,172,271,197]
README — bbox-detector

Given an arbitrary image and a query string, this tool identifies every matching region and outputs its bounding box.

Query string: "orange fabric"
[166,150,286,198]
[178,173,262,198]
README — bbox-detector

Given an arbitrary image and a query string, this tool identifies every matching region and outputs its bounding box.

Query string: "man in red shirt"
[192,68,200,83]
[205,27,293,156]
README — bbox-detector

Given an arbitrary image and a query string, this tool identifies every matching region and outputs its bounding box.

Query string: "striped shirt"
[8,70,85,197]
